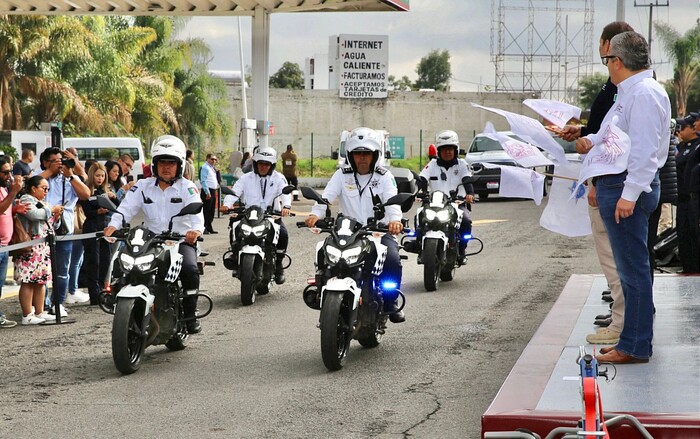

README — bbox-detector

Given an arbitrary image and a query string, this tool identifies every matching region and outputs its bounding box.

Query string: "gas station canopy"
[0,0,409,15]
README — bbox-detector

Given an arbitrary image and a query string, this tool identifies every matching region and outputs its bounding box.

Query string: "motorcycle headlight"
[425,210,436,221]
[119,253,134,271]
[240,224,252,236]
[251,224,266,236]
[134,254,155,272]
[326,246,341,264]
[342,246,362,265]
[436,209,450,222]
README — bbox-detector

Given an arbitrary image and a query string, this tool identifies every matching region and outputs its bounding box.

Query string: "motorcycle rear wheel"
[423,239,441,292]
[320,293,350,371]
[240,254,257,306]
[112,298,146,374]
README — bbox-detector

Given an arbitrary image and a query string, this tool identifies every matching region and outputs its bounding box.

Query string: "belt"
[592,171,628,187]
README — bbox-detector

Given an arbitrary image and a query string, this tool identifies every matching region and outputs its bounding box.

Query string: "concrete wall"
[221,88,540,158]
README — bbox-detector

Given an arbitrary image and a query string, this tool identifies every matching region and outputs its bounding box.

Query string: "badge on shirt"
[345,184,356,191]
[188,187,198,195]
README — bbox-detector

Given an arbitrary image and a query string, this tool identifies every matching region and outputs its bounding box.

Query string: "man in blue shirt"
[200,153,220,234]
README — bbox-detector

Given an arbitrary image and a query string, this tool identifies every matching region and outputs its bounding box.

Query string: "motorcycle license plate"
[486,182,499,189]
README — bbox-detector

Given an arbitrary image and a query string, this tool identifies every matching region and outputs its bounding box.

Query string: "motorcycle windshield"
[125,227,158,255]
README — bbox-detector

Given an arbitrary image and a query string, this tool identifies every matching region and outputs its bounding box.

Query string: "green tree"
[655,21,700,116]
[388,74,413,91]
[577,73,608,110]
[415,49,451,91]
[269,62,304,89]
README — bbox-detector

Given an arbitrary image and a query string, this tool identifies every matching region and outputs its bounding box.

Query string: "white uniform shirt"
[222,170,292,211]
[311,167,401,225]
[419,159,473,197]
[108,177,205,235]
[585,69,671,202]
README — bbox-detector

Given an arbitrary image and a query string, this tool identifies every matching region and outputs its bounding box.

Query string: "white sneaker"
[65,290,90,304]
[47,304,69,317]
[21,313,46,325]
[36,311,56,322]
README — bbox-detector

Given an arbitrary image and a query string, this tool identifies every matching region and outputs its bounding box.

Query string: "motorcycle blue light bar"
[462,234,472,241]
[382,281,398,290]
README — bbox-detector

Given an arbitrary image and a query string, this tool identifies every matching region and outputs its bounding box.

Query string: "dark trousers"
[82,222,111,301]
[178,242,200,316]
[647,201,662,280]
[201,190,217,232]
[677,198,700,273]
[285,175,298,188]
[276,219,288,252]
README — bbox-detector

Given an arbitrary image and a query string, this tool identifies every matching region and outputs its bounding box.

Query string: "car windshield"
[469,134,523,153]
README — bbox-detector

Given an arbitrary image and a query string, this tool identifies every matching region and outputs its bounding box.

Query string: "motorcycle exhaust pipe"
[146,313,160,347]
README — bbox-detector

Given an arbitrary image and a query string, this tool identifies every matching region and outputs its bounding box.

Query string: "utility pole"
[617,0,625,21]
[633,0,669,63]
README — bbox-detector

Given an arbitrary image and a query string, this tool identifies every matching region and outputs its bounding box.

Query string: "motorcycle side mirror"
[300,186,327,205]
[384,192,415,208]
[168,202,203,232]
[220,186,235,196]
[282,185,295,195]
[458,148,467,157]
[96,194,119,213]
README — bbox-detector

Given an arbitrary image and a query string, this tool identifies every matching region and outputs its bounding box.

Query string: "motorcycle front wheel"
[423,239,441,292]
[239,254,257,306]
[320,293,351,371]
[112,298,146,374]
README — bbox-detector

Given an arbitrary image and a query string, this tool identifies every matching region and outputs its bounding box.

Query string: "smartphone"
[126,175,134,183]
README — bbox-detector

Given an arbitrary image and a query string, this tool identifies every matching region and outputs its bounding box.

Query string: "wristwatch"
[67,175,76,182]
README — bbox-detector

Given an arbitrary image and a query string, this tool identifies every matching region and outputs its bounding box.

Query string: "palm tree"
[655,22,700,116]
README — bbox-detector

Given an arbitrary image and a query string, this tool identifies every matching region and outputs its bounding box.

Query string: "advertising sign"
[338,34,388,99]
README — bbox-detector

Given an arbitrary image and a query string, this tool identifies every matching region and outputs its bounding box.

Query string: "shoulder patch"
[129,185,138,192]
[375,166,387,175]
[188,187,198,195]
[341,166,354,174]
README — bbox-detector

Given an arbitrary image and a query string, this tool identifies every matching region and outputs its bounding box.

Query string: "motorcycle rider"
[304,127,406,323]
[220,146,292,284]
[413,130,475,266]
[103,135,205,334]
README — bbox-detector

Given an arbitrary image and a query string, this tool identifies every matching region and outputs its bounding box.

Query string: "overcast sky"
[180,1,700,92]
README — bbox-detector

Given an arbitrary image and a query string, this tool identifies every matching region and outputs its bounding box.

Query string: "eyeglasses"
[601,55,619,66]
[210,158,218,162]
[38,186,49,191]
[0,170,11,175]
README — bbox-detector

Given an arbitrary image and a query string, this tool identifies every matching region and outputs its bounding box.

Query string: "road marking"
[473,219,508,225]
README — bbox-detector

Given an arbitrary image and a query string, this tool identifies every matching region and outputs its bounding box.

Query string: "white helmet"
[345,127,382,171]
[435,130,459,149]
[151,135,186,182]
[252,146,277,175]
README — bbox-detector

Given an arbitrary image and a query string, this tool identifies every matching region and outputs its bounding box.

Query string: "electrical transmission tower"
[491,0,594,104]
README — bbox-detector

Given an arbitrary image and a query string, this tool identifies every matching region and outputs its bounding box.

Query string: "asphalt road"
[0,196,602,439]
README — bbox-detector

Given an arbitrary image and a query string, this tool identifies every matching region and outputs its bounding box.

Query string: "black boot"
[458,245,468,266]
[385,299,405,323]
[274,256,286,285]
[183,296,201,334]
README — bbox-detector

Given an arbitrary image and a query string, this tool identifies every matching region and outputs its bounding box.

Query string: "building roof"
[0,0,409,15]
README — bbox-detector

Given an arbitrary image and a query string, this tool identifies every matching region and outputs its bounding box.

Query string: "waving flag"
[498,165,547,205]
[481,122,553,168]
[571,118,631,197]
[523,99,582,129]
[540,162,591,237]
[471,103,568,165]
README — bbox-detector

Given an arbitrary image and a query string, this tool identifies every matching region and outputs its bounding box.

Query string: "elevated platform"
[482,274,700,438]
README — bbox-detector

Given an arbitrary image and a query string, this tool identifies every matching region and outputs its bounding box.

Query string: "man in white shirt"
[200,153,220,234]
[576,31,671,364]
[305,127,406,323]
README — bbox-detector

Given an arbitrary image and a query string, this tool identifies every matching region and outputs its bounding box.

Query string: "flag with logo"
[539,162,591,237]
[481,122,554,168]
[523,99,582,129]
[571,117,631,197]
[471,103,568,165]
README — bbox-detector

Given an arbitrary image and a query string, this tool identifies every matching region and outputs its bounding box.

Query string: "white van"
[63,137,146,181]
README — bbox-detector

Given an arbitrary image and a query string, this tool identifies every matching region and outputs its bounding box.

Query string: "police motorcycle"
[404,176,483,292]
[95,196,214,375]
[296,186,414,371]
[220,185,295,306]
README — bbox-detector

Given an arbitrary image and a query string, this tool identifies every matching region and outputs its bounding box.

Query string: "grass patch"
[292,157,428,178]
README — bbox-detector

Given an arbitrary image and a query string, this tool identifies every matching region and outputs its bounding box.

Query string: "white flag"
[499,165,546,205]
[471,103,568,165]
[539,162,591,237]
[572,118,631,196]
[523,99,582,129]
[482,122,554,168]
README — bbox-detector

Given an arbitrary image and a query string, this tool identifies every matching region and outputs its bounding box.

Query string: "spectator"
[577,31,671,364]
[117,153,135,186]
[184,149,195,181]
[79,163,112,304]
[12,149,34,177]
[105,160,134,203]
[66,156,95,305]
[281,144,299,200]
[241,152,253,173]
[675,114,700,273]
[0,157,25,328]
[200,153,219,234]
[142,161,152,179]
[38,148,91,318]
[15,176,63,325]
[65,147,88,181]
